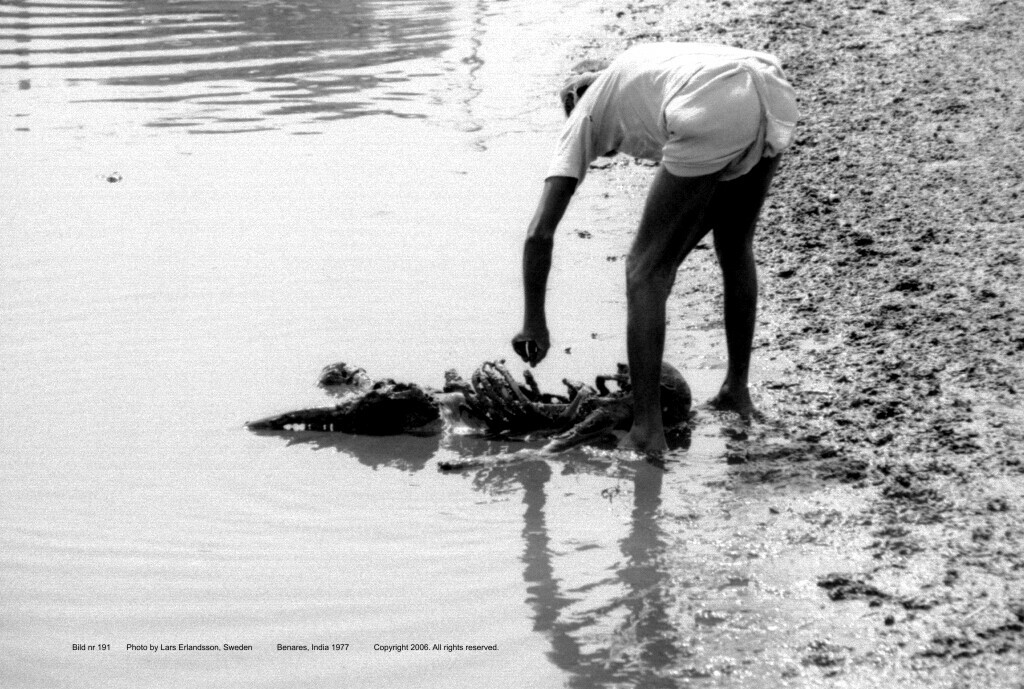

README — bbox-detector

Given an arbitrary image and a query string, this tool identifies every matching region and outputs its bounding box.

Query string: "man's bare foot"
[619,427,668,456]
[708,386,757,419]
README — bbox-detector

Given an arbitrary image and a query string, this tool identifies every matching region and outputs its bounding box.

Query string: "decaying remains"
[247,360,691,453]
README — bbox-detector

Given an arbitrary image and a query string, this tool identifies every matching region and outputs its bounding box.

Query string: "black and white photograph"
[2,0,1022,686]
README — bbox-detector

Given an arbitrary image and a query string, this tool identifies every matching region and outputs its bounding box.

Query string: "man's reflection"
[255,422,690,683]
[492,451,689,686]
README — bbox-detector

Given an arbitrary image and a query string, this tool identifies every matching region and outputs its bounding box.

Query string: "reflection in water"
[0,0,458,131]
[527,461,686,687]
[249,427,442,471]
[478,450,692,686]
[250,422,692,683]
[248,426,518,473]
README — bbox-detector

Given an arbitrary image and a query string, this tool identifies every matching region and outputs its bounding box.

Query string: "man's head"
[558,59,609,116]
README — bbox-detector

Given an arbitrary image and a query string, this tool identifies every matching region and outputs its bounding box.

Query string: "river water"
[0,1,780,686]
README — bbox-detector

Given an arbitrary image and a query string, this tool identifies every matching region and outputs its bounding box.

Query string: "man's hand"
[512,328,550,367]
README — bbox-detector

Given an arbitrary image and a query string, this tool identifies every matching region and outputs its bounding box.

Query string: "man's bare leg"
[706,155,782,417]
[622,167,719,454]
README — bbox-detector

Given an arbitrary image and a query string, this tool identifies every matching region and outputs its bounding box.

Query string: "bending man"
[511,42,798,454]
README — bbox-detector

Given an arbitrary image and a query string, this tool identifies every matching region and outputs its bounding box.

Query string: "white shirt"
[546,43,798,183]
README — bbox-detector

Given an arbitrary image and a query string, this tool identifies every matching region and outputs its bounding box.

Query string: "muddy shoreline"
[555,0,1023,683]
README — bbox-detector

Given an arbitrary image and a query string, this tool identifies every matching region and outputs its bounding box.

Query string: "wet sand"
[559,0,1024,684]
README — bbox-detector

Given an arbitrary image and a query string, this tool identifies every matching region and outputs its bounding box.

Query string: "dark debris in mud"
[722,435,870,485]
[818,573,890,604]
[801,639,853,670]
[923,617,1024,660]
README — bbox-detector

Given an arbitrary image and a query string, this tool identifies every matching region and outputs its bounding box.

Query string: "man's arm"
[512,175,578,366]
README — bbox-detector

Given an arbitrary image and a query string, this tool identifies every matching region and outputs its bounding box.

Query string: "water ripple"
[0,0,459,132]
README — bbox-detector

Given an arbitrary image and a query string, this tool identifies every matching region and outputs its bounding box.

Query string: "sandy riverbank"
[551,0,1024,684]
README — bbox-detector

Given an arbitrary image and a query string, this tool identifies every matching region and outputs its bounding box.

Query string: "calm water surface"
[0,1,740,686]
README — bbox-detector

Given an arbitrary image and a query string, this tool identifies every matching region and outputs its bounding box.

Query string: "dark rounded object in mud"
[658,363,692,427]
